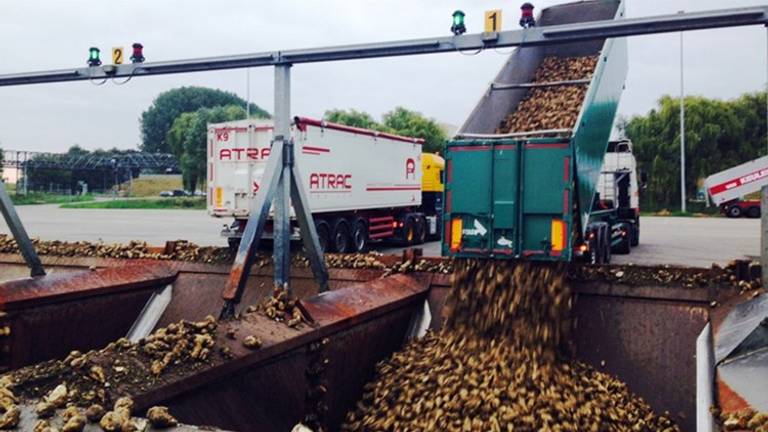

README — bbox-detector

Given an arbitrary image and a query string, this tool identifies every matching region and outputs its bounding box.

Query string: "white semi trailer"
[207,117,445,252]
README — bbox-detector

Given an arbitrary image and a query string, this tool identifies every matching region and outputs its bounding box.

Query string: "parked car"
[160,190,189,197]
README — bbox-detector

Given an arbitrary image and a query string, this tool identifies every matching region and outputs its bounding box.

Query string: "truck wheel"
[727,206,743,218]
[331,219,352,253]
[403,216,416,246]
[590,239,600,265]
[414,216,427,245]
[588,229,600,265]
[314,220,330,253]
[614,233,631,255]
[631,225,639,247]
[603,229,612,264]
[601,225,610,263]
[620,238,631,254]
[351,218,369,253]
[747,207,761,219]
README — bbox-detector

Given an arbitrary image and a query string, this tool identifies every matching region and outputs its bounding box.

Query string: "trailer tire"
[314,220,330,253]
[331,218,352,253]
[603,228,612,264]
[614,231,631,255]
[351,218,369,253]
[630,224,639,247]
[747,206,761,219]
[591,238,601,264]
[587,226,600,265]
[403,216,416,246]
[727,205,743,218]
[600,225,610,263]
[617,238,630,254]
[414,216,427,245]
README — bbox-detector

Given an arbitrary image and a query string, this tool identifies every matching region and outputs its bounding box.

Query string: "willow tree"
[625,92,767,210]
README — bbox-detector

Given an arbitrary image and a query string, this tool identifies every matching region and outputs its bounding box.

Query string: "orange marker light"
[450,218,463,252]
[550,219,566,252]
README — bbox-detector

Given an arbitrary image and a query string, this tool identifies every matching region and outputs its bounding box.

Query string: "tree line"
[622,91,767,211]
[17,86,448,195]
[141,87,270,192]
[323,108,447,154]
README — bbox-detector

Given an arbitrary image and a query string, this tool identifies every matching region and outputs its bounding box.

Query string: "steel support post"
[0,181,45,276]
[762,185,768,289]
[273,65,292,290]
[220,139,284,319]
[290,163,329,292]
[220,63,327,317]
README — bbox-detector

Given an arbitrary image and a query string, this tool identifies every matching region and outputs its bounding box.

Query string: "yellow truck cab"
[421,152,445,240]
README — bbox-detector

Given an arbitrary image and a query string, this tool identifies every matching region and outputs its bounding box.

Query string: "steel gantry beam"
[0,6,766,87]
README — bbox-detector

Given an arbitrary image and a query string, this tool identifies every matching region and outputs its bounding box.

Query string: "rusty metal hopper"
[4,264,431,432]
[0,261,177,370]
[0,250,755,432]
[0,252,391,372]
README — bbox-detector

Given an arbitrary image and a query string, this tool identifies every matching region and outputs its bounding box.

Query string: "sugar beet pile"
[0,317,217,431]
[342,260,680,431]
[498,56,598,134]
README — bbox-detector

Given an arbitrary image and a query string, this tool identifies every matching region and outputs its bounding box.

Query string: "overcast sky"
[1,0,766,152]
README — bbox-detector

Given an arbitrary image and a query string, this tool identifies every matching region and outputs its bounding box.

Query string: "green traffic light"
[453,10,465,26]
[451,10,467,35]
[87,47,102,67]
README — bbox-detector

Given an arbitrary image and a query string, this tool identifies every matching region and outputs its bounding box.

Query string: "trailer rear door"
[443,139,573,261]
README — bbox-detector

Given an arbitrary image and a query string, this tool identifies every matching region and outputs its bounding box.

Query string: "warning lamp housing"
[87,47,102,67]
[130,43,145,63]
[520,2,536,28]
[451,10,467,35]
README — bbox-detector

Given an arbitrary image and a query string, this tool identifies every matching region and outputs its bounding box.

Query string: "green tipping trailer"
[442,0,628,262]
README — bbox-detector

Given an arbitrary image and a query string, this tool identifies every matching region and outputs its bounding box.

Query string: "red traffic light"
[521,2,535,14]
[520,3,536,28]
[130,43,145,63]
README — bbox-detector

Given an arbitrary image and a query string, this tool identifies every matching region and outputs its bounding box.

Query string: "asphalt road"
[3,204,230,246]
[385,216,760,268]
[0,204,760,268]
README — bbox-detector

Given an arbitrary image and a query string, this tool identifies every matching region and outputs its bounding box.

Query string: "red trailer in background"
[720,199,761,219]
[704,156,768,218]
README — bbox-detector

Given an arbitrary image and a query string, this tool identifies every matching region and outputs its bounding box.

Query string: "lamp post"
[246,68,251,118]
[679,16,687,213]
